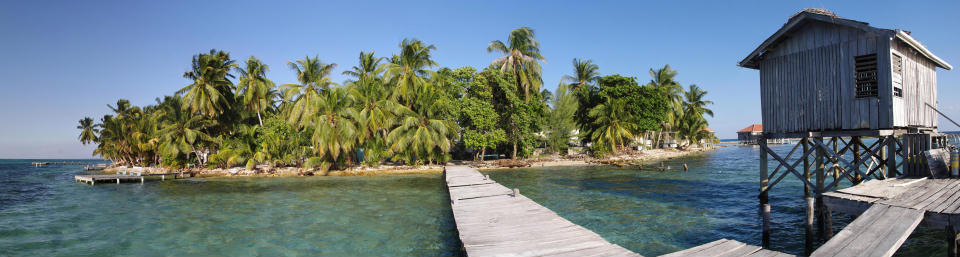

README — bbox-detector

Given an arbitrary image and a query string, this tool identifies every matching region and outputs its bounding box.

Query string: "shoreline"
[100,147,720,178]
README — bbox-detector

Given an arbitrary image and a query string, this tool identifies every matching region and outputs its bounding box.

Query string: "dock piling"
[759,137,771,248]
[949,226,958,257]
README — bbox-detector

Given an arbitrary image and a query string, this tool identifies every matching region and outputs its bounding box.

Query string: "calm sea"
[0,146,948,256]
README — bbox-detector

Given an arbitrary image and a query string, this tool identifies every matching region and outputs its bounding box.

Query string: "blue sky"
[1,1,958,158]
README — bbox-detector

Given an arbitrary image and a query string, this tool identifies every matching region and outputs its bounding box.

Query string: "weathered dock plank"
[824,178,960,228]
[810,204,923,257]
[444,166,641,257]
[658,238,793,257]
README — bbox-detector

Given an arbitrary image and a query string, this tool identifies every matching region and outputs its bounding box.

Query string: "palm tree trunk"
[256,109,263,126]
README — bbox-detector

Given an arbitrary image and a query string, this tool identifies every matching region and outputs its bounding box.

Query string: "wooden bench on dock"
[444,166,792,257]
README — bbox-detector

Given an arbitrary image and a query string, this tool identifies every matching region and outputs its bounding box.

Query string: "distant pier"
[74,172,184,185]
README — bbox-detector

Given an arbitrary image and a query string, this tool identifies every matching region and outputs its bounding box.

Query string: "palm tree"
[387,85,458,165]
[343,51,384,82]
[383,39,437,107]
[108,99,134,118]
[647,65,683,147]
[178,49,236,117]
[309,88,359,169]
[158,96,216,167]
[281,56,337,126]
[77,117,98,145]
[488,27,546,103]
[561,58,600,92]
[235,56,276,126]
[679,84,714,148]
[588,96,637,155]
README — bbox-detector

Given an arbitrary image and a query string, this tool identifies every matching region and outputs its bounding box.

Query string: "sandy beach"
[99,146,719,178]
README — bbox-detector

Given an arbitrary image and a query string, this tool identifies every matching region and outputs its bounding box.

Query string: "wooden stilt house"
[740,9,957,252]
[739,8,952,137]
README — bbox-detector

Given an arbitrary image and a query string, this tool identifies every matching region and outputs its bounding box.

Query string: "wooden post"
[759,137,771,248]
[888,135,898,178]
[805,197,815,255]
[815,137,834,240]
[802,138,814,255]
[833,138,840,181]
[512,188,519,197]
[853,137,862,183]
[949,225,958,257]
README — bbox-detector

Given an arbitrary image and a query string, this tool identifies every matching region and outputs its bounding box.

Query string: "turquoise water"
[0,146,949,256]
[484,145,945,256]
[0,160,462,256]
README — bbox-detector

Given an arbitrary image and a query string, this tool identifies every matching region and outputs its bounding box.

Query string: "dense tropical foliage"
[78,27,714,171]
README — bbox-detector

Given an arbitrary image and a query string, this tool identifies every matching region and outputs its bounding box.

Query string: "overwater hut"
[738,124,790,145]
[737,124,763,144]
[740,8,955,255]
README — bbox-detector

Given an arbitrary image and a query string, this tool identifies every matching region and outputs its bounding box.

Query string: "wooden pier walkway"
[444,166,792,257]
[817,178,960,257]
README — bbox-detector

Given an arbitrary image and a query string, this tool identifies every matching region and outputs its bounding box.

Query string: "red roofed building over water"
[737,124,763,144]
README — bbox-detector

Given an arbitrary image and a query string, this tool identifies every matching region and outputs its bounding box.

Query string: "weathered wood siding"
[891,39,939,129]
[758,20,895,134]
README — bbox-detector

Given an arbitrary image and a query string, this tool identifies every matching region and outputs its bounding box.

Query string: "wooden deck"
[816,178,960,257]
[444,166,792,257]
[823,178,960,228]
[74,173,181,185]
[810,204,923,257]
[659,239,794,257]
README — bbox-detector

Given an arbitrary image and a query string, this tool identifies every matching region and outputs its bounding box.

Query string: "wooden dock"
[818,178,960,257]
[444,166,792,257]
[74,173,181,185]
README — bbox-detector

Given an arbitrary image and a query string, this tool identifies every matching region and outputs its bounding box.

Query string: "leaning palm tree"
[235,56,276,126]
[588,96,637,155]
[383,39,437,107]
[488,27,546,103]
[77,117,98,145]
[178,49,237,117]
[281,56,338,126]
[561,58,600,92]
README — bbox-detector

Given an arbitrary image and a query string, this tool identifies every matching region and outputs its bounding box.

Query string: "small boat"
[32,162,50,167]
